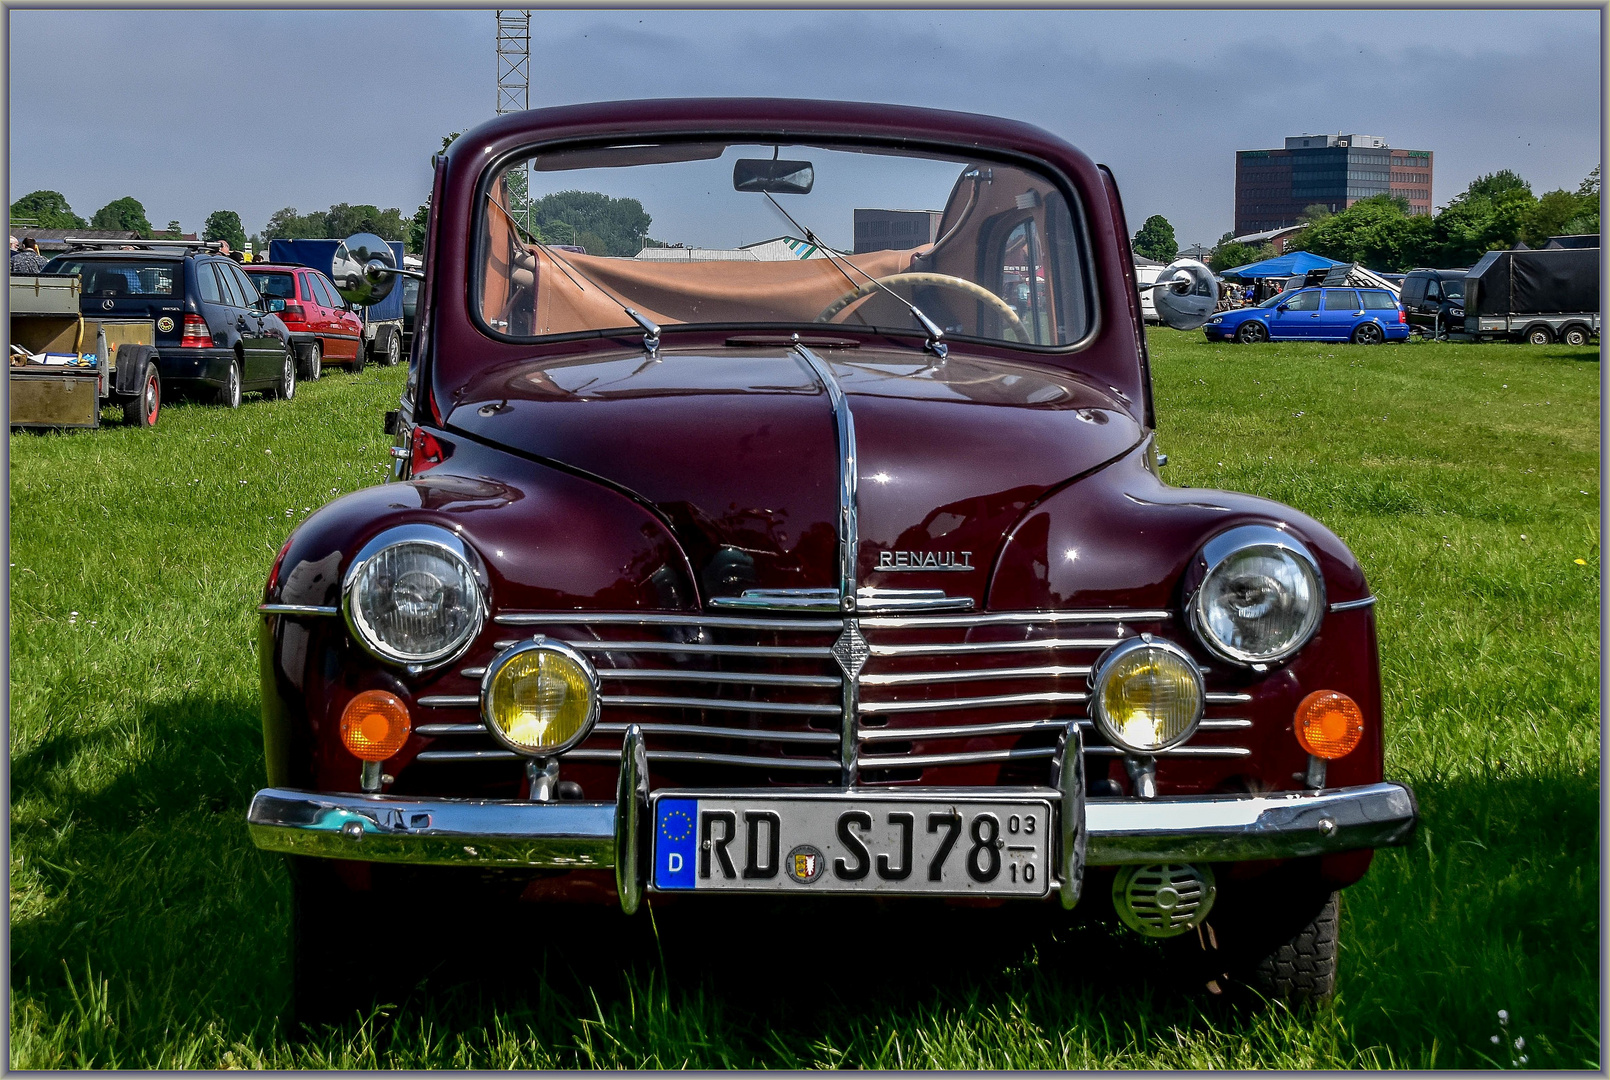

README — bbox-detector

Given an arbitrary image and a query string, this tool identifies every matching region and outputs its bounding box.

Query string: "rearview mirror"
[733,158,815,195]
[332,232,398,307]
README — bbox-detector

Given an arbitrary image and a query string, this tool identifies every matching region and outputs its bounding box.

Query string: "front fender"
[987,441,1384,797]
[260,433,700,792]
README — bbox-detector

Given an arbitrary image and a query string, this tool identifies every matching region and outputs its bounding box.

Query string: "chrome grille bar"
[858,664,1089,686]
[600,694,839,716]
[858,609,1171,629]
[418,695,479,708]
[495,612,842,632]
[567,747,842,771]
[859,690,1088,715]
[860,718,1080,742]
[568,641,835,659]
[593,721,838,744]
[868,638,1120,657]
[599,669,840,688]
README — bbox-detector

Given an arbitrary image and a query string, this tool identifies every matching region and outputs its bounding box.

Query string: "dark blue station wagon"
[43,245,297,406]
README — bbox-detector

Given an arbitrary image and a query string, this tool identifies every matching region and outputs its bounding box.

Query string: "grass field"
[8,330,1600,1068]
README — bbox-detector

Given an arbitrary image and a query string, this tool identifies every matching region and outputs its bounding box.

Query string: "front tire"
[1526,325,1554,345]
[1235,322,1268,344]
[1179,881,1339,1004]
[273,347,297,400]
[1248,892,1339,1002]
[351,342,367,374]
[121,362,161,427]
[1351,322,1384,345]
[215,358,242,409]
[288,860,367,1029]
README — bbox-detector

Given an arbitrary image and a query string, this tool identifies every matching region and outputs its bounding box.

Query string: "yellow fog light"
[1090,638,1205,753]
[480,639,600,757]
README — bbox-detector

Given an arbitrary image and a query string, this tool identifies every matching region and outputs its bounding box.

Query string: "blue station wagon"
[1205,286,1408,345]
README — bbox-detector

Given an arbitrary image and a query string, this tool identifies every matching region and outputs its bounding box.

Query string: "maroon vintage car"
[248,99,1415,1009]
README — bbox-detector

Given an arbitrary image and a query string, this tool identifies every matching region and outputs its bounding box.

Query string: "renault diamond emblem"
[831,620,870,679]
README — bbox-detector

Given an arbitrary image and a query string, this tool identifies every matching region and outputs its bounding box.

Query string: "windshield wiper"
[487,192,662,355]
[762,193,948,358]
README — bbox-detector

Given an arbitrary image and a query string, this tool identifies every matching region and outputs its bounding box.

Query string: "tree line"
[1211,165,1599,273]
[9,190,416,255]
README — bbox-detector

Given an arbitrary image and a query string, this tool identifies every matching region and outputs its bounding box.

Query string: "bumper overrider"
[247,725,1418,913]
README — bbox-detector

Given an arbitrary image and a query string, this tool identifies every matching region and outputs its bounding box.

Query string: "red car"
[247,99,1416,1018]
[245,263,365,378]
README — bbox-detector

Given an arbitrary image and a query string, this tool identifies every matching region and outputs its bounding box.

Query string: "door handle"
[1309,313,1320,318]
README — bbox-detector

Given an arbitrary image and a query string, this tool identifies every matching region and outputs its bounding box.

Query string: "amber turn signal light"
[1294,690,1363,760]
[340,690,411,762]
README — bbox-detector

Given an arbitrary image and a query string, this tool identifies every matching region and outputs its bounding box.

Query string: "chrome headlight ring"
[1089,636,1206,754]
[1188,524,1326,667]
[341,523,489,670]
[479,637,602,758]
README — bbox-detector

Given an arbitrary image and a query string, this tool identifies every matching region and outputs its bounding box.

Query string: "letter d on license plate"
[651,794,1051,897]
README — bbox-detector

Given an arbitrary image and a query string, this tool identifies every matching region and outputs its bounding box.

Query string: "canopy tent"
[1219,251,1343,281]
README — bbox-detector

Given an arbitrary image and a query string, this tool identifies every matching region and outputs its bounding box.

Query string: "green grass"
[9,332,1600,1068]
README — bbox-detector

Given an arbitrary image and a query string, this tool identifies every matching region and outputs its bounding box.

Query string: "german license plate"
[651,794,1052,896]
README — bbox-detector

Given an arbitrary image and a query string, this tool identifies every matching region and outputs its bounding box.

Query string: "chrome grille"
[407,609,1252,781]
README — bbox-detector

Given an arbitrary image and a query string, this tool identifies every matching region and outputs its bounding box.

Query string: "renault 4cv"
[247,99,1416,1010]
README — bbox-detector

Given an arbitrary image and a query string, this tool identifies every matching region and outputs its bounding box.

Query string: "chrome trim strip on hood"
[796,343,862,785]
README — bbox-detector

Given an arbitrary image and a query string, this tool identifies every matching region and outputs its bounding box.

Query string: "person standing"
[11,237,47,274]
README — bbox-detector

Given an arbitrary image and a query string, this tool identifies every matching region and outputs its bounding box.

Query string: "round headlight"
[481,639,599,757]
[1090,638,1204,753]
[344,525,485,667]
[1191,527,1324,665]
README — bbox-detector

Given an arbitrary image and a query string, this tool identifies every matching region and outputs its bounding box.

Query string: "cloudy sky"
[9,8,1601,249]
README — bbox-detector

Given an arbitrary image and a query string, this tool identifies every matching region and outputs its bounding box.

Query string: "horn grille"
[1112,863,1217,938]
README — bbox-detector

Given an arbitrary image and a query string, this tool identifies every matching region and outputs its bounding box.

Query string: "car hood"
[445,345,1145,608]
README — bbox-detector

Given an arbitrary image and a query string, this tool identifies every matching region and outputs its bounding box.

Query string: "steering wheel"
[814,272,1032,343]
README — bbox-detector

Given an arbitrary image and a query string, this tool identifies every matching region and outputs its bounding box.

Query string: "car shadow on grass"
[10,689,1599,1067]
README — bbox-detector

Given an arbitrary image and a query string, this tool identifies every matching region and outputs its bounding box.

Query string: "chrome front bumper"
[247,779,1418,897]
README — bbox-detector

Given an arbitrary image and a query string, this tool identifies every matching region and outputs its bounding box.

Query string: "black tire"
[379,328,401,367]
[121,362,161,427]
[1563,325,1589,347]
[216,358,242,408]
[1248,892,1339,1003]
[273,346,297,400]
[298,341,322,382]
[1235,321,1268,344]
[1351,322,1384,345]
[1526,325,1553,346]
[351,343,367,374]
[1176,879,1338,1005]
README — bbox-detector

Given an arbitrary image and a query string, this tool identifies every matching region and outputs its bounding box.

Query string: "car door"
[204,260,247,371]
[315,273,362,360]
[1268,288,1320,339]
[225,261,279,384]
[1318,289,1362,340]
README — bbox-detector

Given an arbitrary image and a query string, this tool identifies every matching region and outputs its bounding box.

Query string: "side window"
[295,272,314,303]
[1361,290,1397,310]
[1401,277,1425,304]
[211,263,242,307]
[1321,289,1360,310]
[228,264,261,306]
[312,274,340,309]
[1284,290,1320,311]
[196,263,222,304]
[1424,279,1442,301]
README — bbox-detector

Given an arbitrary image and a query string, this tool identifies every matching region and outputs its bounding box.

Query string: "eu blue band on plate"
[654,798,698,890]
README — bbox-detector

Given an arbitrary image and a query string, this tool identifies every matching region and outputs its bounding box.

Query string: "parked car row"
[40,239,402,409]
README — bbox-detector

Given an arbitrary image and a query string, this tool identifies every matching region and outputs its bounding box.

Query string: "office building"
[1235,134,1433,235]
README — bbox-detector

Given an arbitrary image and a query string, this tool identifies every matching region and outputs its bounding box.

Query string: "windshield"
[476,140,1092,348]
[44,258,179,297]
[247,271,297,300]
